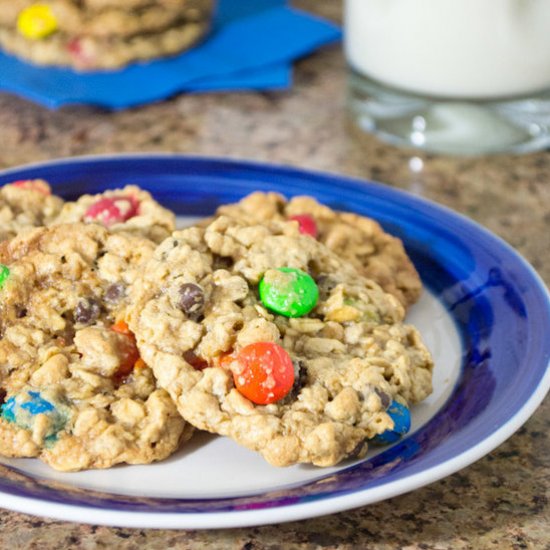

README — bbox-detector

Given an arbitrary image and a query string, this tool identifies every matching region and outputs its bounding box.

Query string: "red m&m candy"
[11,180,51,195]
[231,342,295,405]
[67,38,95,68]
[288,214,317,238]
[84,195,139,227]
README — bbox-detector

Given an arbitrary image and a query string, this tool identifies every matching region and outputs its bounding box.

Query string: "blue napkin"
[0,0,341,109]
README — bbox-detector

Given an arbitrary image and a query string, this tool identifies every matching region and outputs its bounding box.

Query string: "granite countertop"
[0,1,548,548]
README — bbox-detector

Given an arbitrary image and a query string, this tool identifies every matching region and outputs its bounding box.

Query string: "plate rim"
[0,153,548,529]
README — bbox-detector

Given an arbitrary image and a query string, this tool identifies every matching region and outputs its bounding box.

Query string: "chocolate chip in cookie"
[74,297,101,325]
[178,283,205,321]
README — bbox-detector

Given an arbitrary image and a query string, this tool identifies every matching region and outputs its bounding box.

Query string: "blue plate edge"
[0,154,548,523]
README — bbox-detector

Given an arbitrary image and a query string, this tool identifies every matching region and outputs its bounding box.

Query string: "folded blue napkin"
[0,0,341,109]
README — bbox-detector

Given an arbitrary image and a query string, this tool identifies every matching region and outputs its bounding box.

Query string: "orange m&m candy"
[231,342,295,405]
[111,321,140,381]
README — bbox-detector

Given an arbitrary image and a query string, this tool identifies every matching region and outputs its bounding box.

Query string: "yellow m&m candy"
[17,4,58,40]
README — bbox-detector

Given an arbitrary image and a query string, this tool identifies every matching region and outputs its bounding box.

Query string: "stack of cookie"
[0,0,214,70]
[0,182,433,471]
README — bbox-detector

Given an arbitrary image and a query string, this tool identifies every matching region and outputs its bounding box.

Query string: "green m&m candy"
[0,264,10,289]
[259,267,318,318]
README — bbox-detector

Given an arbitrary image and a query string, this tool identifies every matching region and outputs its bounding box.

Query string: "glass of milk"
[344,0,550,154]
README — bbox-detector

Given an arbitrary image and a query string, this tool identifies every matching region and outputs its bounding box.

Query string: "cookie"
[83,0,200,10]
[0,223,191,471]
[0,0,210,38]
[128,216,433,467]
[0,0,213,69]
[215,192,422,308]
[51,185,176,243]
[0,179,64,244]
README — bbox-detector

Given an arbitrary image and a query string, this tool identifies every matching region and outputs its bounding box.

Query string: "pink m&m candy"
[84,195,139,227]
[288,214,318,238]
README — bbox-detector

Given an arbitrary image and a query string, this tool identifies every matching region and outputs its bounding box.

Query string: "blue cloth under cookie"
[0,0,341,109]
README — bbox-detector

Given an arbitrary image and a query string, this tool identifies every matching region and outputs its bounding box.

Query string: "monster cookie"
[51,185,175,243]
[128,216,434,467]
[84,0,199,9]
[215,192,422,308]
[0,223,191,471]
[0,179,64,243]
[0,0,208,39]
[0,0,213,70]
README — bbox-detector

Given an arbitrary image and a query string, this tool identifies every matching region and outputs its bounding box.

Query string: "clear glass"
[344,0,550,155]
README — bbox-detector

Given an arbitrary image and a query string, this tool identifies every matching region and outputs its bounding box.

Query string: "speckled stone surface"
[0,1,548,548]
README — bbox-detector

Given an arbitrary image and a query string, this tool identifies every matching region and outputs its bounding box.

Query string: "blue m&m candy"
[372,400,411,445]
[1,390,67,440]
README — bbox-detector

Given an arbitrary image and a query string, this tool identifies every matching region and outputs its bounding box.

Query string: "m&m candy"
[67,38,95,68]
[0,265,10,289]
[1,390,67,440]
[372,400,411,445]
[11,180,51,195]
[231,342,295,405]
[111,321,140,380]
[17,4,58,40]
[288,214,318,238]
[84,195,139,227]
[259,267,319,318]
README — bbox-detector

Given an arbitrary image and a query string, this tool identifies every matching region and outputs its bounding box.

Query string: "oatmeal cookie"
[215,192,422,308]
[0,179,64,243]
[83,0,204,10]
[128,216,433,467]
[0,0,211,38]
[0,223,191,471]
[51,185,175,243]
[0,0,213,69]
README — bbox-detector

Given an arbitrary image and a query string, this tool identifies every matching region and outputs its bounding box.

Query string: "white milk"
[345,0,550,99]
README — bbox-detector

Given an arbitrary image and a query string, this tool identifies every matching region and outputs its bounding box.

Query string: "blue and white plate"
[0,155,548,529]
